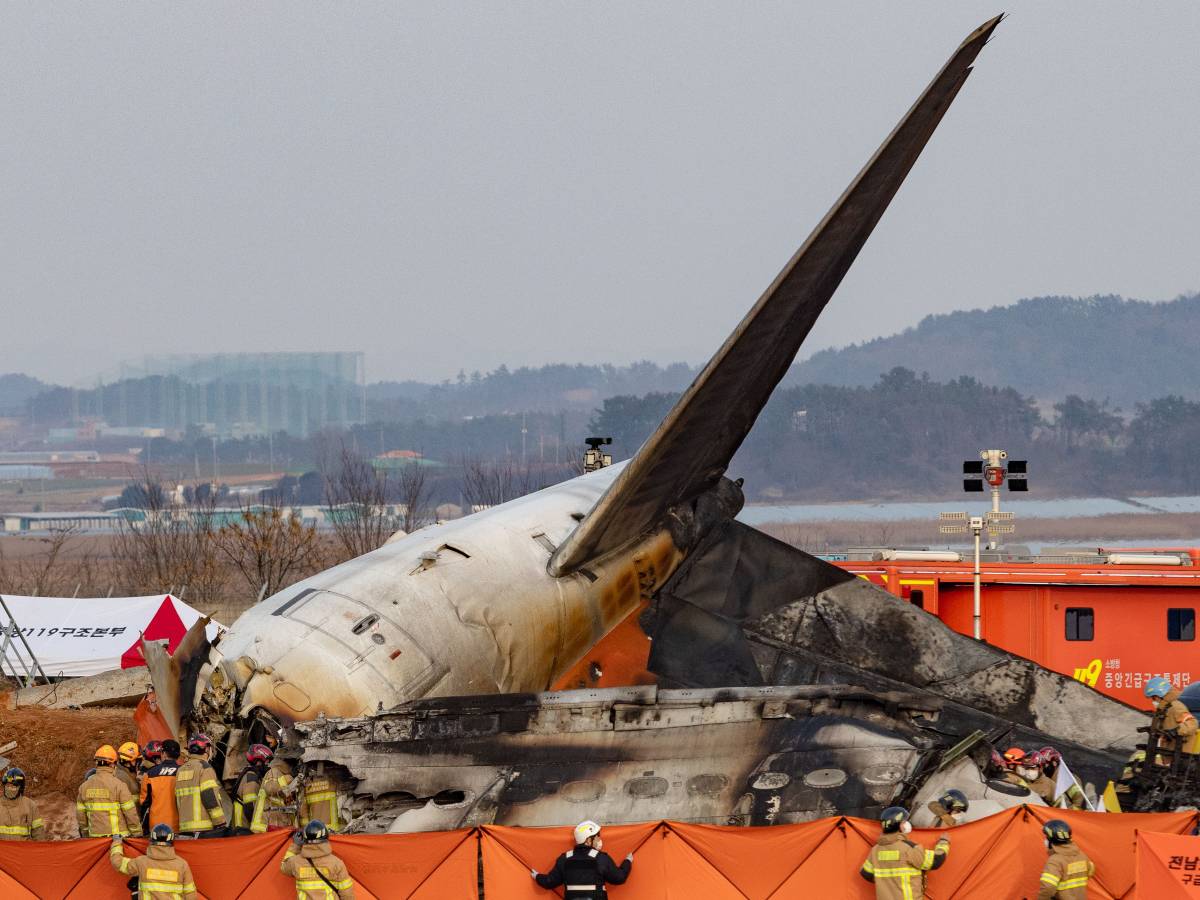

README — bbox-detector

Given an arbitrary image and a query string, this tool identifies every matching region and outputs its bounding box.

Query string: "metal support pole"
[989,485,1001,550]
[973,520,983,640]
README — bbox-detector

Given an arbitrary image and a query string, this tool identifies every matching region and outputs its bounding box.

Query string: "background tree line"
[592,367,1200,499]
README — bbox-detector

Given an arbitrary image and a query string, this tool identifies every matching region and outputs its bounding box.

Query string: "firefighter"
[1034,748,1086,809]
[1145,676,1198,754]
[115,742,142,795]
[77,745,142,838]
[1114,749,1146,800]
[231,744,274,835]
[140,739,181,833]
[299,769,343,834]
[110,824,198,900]
[1000,747,1030,785]
[926,789,969,827]
[532,820,633,899]
[280,819,356,899]
[1037,819,1093,899]
[174,734,228,838]
[262,752,296,830]
[141,741,164,776]
[859,806,949,900]
[0,768,44,841]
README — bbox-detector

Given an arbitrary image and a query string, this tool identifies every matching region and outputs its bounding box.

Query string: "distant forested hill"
[789,294,1200,407]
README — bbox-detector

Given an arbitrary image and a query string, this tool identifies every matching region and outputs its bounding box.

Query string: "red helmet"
[188,734,213,756]
[246,744,274,765]
[143,741,164,764]
[1039,747,1062,764]
[1024,750,1047,768]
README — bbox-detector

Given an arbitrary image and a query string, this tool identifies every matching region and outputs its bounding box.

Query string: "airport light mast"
[583,437,613,473]
[940,449,1028,640]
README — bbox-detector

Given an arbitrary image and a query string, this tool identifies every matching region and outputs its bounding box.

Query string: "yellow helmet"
[118,742,141,764]
[94,745,118,765]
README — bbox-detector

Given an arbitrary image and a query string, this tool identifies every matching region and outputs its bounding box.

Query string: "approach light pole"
[939,512,985,639]
[962,449,1026,549]
[941,449,1029,641]
[583,437,613,473]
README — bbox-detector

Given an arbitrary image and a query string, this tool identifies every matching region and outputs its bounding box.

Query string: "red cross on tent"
[121,595,190,669]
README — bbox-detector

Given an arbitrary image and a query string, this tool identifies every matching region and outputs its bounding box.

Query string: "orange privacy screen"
[0,808,1191,898]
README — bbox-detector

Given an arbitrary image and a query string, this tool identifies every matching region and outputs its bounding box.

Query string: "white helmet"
[574,820,602,844]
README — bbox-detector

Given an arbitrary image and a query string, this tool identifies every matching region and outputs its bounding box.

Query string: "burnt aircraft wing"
[550,15,1003,577]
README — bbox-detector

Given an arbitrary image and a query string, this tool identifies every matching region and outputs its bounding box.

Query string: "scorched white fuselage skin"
[209,462,682,725]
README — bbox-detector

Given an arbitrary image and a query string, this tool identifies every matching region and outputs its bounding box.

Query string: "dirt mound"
[0,703,138,803]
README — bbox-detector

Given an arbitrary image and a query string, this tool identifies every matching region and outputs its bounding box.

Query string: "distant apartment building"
[66,352,366,438]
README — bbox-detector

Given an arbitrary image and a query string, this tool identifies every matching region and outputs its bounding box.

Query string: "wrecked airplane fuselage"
[145,17,1151,832]
[293,685,1065,833]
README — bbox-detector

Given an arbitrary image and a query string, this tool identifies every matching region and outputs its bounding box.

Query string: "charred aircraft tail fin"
[550,16,1002,576]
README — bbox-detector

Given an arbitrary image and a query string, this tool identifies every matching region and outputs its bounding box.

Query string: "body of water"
[737,495,1200,526]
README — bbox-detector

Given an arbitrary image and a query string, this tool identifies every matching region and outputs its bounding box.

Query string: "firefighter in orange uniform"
[110,824,199,900]
[1145,677,1198,754]
[0,769,44,841]
[77,745,142,838]
[860,806,949,900]
[281,819,356,898]
[140,739,181,833]
[1037,819,1093,899]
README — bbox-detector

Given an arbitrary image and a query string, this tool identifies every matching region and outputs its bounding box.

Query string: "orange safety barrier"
[1136,830,1200,899]
[0,829,478,899]
[483,808,1198,900]
[0,808,1190,898]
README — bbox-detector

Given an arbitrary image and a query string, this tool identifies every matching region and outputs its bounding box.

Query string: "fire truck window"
[1065,608,1094,641]
[1168,609,1196,642]
[909,590,925,610]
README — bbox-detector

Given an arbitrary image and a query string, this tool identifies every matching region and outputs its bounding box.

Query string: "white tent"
[0,593,222,678]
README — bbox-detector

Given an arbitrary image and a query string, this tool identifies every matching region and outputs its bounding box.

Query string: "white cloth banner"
[1054,758,1094,810]
[0,593,220,678]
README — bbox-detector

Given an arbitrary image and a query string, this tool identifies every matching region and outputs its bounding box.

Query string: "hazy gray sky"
[3,3,1197,386]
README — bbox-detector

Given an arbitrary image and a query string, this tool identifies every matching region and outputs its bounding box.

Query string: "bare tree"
[213,500,324,601]
[394,462,432,533]
[459,453,515,511]
[459,453,573,513]
[0,527,98,596]
[321,442,402,560]
[110,470,228,608]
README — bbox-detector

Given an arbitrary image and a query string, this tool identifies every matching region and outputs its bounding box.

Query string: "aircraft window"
[625,776,669,799]
[351,614,380,635]
[686,774,728,797]
[1065,608,1094,641]
[1168,608,1196,642]
[562,780,605,803]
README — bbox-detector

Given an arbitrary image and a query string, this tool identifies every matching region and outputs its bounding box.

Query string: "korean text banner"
[0,593,221,678]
